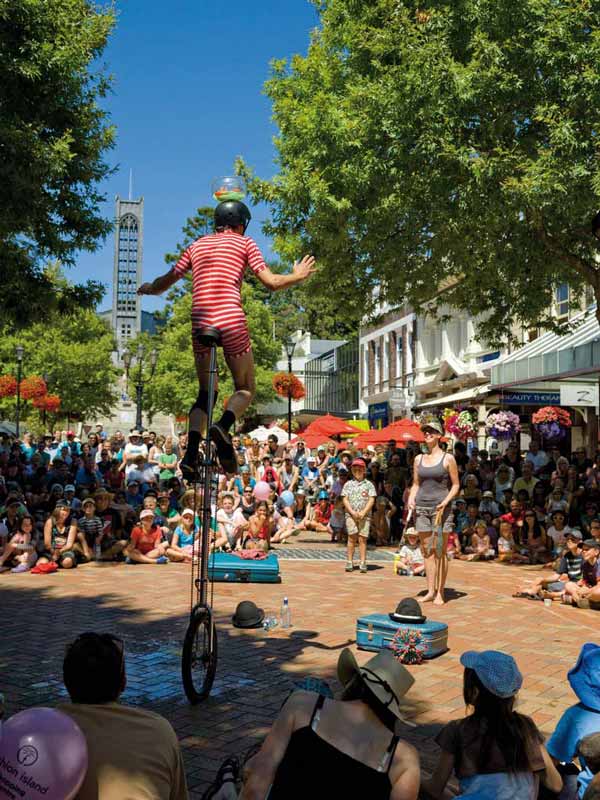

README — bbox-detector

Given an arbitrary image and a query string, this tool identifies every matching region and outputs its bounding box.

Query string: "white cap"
[140,509,154,520]
[181,508,195,518]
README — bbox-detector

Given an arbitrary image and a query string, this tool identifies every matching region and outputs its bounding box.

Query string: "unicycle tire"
[182,607,218,704]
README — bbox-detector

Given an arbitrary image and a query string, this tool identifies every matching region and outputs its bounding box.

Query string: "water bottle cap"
[283,597,288,603]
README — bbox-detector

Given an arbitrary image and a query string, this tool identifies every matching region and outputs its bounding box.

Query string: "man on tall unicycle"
[138,185,315,477]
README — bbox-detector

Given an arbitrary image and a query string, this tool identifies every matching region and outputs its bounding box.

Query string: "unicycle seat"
[195,327,222,348]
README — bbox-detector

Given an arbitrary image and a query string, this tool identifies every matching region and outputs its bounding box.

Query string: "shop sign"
[503,391,560,405]
[560,383,599,407]
[368,402,389,429]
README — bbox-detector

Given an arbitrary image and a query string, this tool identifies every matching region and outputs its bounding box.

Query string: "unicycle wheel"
[182,606,218,704]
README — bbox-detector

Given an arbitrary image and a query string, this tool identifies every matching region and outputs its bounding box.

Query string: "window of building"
[396,330,403,380]
[374,342,381,386]
[382,337,389,384]
[362,345,369,390]
[555,284,569,320]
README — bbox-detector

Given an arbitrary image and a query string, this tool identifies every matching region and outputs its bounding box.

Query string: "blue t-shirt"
[20,443,36,461]
[234,477,255,494]
[547,702,600,797]
[174,525,196,547]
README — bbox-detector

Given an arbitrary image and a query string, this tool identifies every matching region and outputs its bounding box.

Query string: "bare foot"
[421,592,435,603]
[433,593,445,606]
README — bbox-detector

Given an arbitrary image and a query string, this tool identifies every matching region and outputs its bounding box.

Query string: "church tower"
[111,195,143,359]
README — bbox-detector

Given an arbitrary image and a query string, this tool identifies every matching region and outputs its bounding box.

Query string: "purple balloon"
[0,707,88,800]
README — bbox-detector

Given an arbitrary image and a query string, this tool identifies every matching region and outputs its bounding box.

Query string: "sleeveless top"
[415,453,450,508]
[268,695,399,799]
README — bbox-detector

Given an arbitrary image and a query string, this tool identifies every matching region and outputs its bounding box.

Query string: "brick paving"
[1,548,598,797]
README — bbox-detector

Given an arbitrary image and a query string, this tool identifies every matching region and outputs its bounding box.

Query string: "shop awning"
[416,384,491,409]
[491,306,600,388]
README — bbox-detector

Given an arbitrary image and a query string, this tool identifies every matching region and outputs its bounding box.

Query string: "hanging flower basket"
[32,394,61,413]
[443,408,477,441]
[0,375,17,398]
[272,372,306,400]
[485,410,521,440]
[19,376,47,400]
[532,406,572,442]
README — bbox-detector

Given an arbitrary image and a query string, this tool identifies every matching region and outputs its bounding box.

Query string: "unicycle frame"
[182,330,220,704]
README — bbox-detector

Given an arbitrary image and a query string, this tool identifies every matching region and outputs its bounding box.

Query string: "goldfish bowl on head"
[211,176,246,204]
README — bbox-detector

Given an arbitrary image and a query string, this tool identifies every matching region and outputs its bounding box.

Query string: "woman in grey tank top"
[407,419,460,605]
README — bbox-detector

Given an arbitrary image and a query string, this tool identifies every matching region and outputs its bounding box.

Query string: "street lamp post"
[15,345,24,439]
[284,338,296,442]
[123,346,158,430]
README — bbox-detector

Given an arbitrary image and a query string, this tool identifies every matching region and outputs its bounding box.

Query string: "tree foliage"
[142,209,280,419]
[241,0,600,345]
[0,308,118,423]
[0,0,116,325]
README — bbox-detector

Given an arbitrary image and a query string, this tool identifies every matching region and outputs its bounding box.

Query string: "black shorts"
[41,550,78,568]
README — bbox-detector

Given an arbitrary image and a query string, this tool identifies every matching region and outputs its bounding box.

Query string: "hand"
[435,501,447,513]
[407,498,416,512]
[292,255,317,282]
[137,282,155,296]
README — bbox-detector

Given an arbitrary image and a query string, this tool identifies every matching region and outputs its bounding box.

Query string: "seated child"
[446,529,461,559]
[460,519,494,561]
[166,508,199,562]
[395,527,425,576]
[497,520,529,564]
[329,496,346,543]
[514,530,583,600]
[0,514,38,574]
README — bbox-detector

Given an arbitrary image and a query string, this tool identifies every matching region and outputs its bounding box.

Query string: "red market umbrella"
[303,414,362,438]
[290,432,339,450]
[353,419,426,449]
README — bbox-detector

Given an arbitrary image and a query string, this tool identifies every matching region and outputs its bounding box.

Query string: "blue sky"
[78,0,319,313]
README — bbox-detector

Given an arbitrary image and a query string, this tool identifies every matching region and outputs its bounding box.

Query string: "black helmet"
[214,200,251,233]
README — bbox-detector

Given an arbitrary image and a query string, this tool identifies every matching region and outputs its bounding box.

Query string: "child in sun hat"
[342,458,376,574]
[547,643,600,798]
[424,650,562,799]
[395,527,425,576]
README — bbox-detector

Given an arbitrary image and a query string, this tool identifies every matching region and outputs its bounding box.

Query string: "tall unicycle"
[181,326,221,704]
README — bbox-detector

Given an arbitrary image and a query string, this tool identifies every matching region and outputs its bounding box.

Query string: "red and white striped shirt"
[173,232,266,327]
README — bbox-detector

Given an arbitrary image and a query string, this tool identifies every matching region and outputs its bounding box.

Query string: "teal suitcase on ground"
[356,613,448,658]
[208,552,281,583]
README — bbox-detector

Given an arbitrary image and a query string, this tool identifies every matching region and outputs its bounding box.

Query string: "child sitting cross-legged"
[0,514,38,573]
[395,527,425,576]
[497,520,529,564]
[166,508,199,562]
[460,519,494,562]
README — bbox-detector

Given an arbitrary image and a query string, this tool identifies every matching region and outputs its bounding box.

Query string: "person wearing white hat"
[241,648,420,799]
[124,509,169,564]
[121,431,148,479]
[167,508,199,562]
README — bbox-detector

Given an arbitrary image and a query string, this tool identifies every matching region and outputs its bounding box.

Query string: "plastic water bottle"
[280,597,291,629]
[94,542,102,564]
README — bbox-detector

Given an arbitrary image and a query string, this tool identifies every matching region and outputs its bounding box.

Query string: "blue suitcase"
[208,552,281,583]
[356,613,448,659]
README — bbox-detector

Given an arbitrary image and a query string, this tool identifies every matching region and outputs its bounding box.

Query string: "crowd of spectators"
[0,427,599,608]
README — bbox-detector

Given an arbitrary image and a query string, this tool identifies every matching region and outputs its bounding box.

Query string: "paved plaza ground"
[1,541,599,797]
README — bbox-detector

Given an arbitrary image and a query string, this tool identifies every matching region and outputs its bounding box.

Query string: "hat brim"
[389,613,427,624]
[232,608,265,629]
[337,648,415,723]
[568,643,600,712]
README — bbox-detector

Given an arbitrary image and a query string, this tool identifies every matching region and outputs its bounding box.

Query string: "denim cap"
[460,650,523,698]
[568,643,600,712]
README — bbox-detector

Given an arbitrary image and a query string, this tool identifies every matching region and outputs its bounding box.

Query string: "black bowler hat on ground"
[389,598,427,624]
[232,600,265,629]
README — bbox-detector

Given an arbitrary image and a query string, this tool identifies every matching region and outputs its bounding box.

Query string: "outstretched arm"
[257,255,316,291]
[138,269,180,296]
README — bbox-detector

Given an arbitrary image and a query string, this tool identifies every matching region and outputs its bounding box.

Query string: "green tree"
[0,0,116,326]
[242,0,600,345]
[144,207,280,419]
[0,309,118,423]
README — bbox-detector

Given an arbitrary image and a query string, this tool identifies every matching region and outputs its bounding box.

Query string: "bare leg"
[224,349,256,421]
[434,551,449,605]
[358,536,368,564]
[347,533,358,565]
[419,532,435,601]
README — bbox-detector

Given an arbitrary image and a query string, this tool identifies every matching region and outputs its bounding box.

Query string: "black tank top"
[268,695,399,799]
